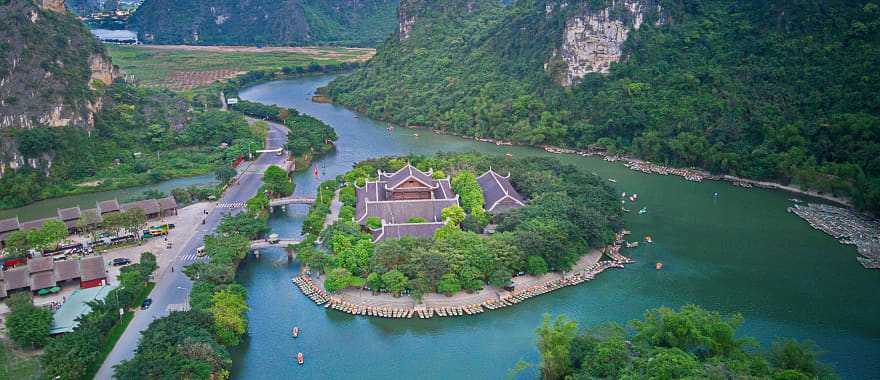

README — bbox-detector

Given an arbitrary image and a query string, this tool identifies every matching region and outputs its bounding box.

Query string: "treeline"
[327,0,880,214]
[115,212,268,379]
[0,83,262,209]
[297,154,621,299]
[530,305,839,380]
[232,100,338,160]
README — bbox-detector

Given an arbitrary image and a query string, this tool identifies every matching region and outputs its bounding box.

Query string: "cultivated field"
[107,45,375,90]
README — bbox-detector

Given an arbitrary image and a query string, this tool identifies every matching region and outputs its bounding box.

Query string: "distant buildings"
[355,164,526,242]
[90,29,139,44]
[0,196,177,249]
[0,256,107,298]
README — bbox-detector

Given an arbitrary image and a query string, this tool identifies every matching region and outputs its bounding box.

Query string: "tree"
[121,209,147,237]
[324,267,353,293]
[365,216,382,230]
[5,293,52,348]
[526,256,549,276]
[381,270,408,296]
[436,273,461,295]
[488,267,511,288]
[441,205,466,224]
[215,166,237,185]
[537,314,579,380]
[643,348,702,379]
[262,165,293,197]
[210,289,249,347]
[366,272,384,291]
[2,230,29,257]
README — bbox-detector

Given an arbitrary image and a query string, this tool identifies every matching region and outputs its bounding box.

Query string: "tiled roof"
[53,260,81,282]
[97,199,121,214]
[364,198,458,224]
[0,217,20,233]
[4,267,29,290]
[477,170,525,212]
[27,256,54,273]
[157,196,177,211]
[121,199,161,215]
[30,271,56,290]
[57,206,82,221]
[79,256,106,281]
[381,164,436,190]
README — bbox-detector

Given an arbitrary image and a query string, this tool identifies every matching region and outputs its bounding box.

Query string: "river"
[231,76,880,379]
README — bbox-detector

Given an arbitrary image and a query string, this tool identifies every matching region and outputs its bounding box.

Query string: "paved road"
[94,119,289,379]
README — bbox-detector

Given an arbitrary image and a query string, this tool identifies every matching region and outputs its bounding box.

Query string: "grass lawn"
[82,282,156,379]
[108,45,374,89]
[0,340,41,380]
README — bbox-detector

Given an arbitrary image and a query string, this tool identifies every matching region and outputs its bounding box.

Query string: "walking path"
[323,189,342,230]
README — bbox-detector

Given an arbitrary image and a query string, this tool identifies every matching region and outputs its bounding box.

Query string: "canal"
[231,76,879,379]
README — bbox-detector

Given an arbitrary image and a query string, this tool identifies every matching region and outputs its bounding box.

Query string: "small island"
[291,153,630,318]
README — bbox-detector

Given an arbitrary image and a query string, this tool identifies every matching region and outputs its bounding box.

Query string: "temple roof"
[380,164,437,190]
[4,267,29,290]
[356,181,458,224]
[477,169,525,212]
[20,217,58,231]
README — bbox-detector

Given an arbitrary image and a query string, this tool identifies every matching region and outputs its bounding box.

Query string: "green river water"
[7,75,877,379]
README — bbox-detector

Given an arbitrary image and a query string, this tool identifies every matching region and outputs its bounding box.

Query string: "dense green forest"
[296,153,622,299]
[530,305,838,379]
[327,0,880,213]
[0,84,262,209]
[128,0,399,47]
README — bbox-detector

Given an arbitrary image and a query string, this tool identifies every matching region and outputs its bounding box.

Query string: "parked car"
[112,258,131,266]
[141,298,153,310]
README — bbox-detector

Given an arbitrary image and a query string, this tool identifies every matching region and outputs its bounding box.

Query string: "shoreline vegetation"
[289,153,626,318]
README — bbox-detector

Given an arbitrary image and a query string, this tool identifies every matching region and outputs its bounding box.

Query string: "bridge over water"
[269,196,316,207]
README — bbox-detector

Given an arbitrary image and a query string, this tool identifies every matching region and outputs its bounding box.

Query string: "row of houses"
[0,197,178,249]
[0,255,107,298]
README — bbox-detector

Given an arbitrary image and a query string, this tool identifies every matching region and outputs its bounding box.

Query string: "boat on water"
[292,326,300,338]
[638,207,648,215]
[632,193,638,200]
[608,178,618,183]
[645,236,653,243]
[413,133,420,137]
[625,242,639,248]
[655,262,663,270]
[629,195,636,202]
[789,198,804,203]
[622,192,627,197]
[297,352,304,365]
[505,153,513,158]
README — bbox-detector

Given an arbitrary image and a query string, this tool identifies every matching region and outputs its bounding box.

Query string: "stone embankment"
[291,244,633,319]
[788,203,880,269]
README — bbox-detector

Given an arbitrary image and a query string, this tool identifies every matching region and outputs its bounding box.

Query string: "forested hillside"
[128,0,399,47]
[327,0,880,213]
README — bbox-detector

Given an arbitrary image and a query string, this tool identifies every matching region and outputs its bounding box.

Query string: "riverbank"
[372,121,856,209]
[788,203,880,269]
[291,246,633,319]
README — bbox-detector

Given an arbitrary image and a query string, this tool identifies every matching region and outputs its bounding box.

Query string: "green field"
[107,45,374,89]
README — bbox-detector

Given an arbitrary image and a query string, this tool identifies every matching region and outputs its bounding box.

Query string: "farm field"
[107,45,375,90]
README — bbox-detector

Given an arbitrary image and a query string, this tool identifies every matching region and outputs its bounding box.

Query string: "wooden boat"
[638,207,647,215]
[655,262,663,270]
[645,236,653,243]
[625,242,639,248]
[292,326,300,338]
[297,352,304,365]
[608,178,617,183]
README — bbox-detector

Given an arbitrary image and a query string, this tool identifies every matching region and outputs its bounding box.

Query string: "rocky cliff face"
[550,0,663,86]
[0,0,117,131]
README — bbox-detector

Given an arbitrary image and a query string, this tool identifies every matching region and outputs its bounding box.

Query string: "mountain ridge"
[327,0,880,213]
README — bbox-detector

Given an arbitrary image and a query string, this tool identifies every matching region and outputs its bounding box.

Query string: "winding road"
[94,119,289,379]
